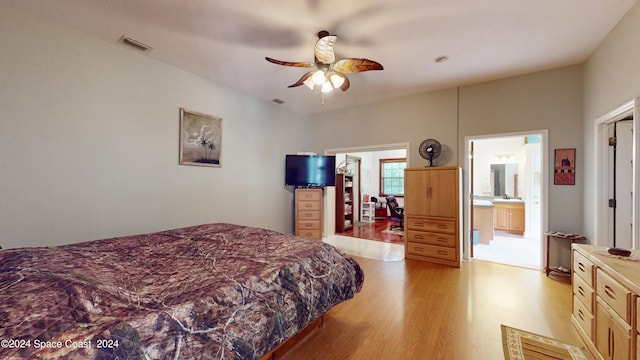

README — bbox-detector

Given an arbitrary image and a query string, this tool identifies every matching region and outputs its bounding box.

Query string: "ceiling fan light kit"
[266,30,383,98]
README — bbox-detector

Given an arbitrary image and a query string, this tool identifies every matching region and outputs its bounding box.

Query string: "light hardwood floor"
[281,256,583,359]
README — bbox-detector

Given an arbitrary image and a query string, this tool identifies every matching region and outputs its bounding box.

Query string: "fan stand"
[428,153,434,167]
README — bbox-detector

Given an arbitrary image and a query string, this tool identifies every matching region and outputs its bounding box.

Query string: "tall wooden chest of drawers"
[404,167,462,267]
[571,244,640,359]
[295,188,323,240]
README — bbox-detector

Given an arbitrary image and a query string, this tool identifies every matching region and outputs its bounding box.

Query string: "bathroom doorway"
[466,131,546,269]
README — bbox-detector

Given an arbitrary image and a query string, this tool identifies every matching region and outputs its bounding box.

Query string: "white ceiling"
[6,0,637,115]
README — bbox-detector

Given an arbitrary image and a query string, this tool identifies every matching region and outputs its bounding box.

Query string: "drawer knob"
[577,286,585,297]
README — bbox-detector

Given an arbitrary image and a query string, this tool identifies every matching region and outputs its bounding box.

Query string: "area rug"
[380,229,404,236]
[501,325,590,360]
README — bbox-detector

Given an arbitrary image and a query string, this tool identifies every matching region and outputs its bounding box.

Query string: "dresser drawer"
[297,190,321,201]
[573,274,594,312]
[298,200,320,211]
[596,268,631,323]
[406,243,456,261]
[573,294,593,340]
[406,218,455,234]
[298,220,320,230]
[573,250,594,287]
[298,210,320,220]
[406,230,456,248]
[297,229,321,239]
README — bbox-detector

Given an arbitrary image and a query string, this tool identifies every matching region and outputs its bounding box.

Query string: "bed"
[0,223,364,359]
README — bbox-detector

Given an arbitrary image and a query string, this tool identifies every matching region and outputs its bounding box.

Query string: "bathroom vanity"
[493,199,525,235]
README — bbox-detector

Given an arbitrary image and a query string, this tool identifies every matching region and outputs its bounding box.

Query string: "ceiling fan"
[265,30,383,94]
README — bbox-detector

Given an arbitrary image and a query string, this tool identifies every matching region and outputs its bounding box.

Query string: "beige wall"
[459,66,584,234]
[0,8,309,248]
[583,1,640,243]
[308,89,459,168]
[309,65,584,236]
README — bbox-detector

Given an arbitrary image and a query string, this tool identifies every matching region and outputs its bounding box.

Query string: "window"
[380,158,406,197]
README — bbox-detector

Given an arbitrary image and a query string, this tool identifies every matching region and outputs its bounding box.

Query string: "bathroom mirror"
[491,163,519,197]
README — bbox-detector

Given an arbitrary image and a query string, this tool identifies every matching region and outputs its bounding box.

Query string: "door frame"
[594,98,639,248]
[324,142,410,237]
[463,130,549,270]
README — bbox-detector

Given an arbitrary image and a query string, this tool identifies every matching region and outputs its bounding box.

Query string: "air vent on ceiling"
[272,98,285,104]
[119,35,153,51]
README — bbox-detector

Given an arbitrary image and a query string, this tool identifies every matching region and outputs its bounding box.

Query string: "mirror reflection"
[491,163,518,198]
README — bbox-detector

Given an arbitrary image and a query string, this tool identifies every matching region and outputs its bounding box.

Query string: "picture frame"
[179,108,222,167]
[554,148,575,185]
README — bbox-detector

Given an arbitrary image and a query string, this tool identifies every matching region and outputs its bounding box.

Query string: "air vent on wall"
[119,35,153,51]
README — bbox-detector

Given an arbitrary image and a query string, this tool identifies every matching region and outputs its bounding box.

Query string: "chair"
[386,195,404,230]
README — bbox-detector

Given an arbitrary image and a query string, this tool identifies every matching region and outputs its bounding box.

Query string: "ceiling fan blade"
[288,71,315,88]
[265,57,314,68]
[333,58,384,73]
[314,35,337,64]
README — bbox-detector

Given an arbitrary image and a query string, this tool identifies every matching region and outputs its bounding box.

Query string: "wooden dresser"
[404,167,462,267]
[571,244,640,359]
[295,188,323,240]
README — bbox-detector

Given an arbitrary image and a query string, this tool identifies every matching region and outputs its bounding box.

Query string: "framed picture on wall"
[554,148,575,185]
[179,108,222,167]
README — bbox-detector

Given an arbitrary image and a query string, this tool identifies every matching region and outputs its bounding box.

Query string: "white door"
[609,120,633,248]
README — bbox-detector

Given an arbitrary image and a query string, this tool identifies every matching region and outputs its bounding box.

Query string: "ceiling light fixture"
[266,30,383,104]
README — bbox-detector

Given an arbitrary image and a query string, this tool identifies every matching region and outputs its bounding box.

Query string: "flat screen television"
[285,154,336,187]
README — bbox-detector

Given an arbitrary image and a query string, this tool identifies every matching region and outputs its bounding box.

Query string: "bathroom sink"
[473,199,493,206]
[493,198,523,203]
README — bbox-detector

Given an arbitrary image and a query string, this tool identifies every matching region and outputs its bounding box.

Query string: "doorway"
[595,99,639,249]
[325,143,409,241]
[608,118,633,248]
[466,131,546,269]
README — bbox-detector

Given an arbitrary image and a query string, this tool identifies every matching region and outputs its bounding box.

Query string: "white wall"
[334,149,407,200]
[583,1,640,244]
[0,8,309,248]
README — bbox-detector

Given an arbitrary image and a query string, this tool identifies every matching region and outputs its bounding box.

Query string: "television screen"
[285,155,336,187]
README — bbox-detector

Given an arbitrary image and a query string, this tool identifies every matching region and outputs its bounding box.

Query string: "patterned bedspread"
[0,223,364,359]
